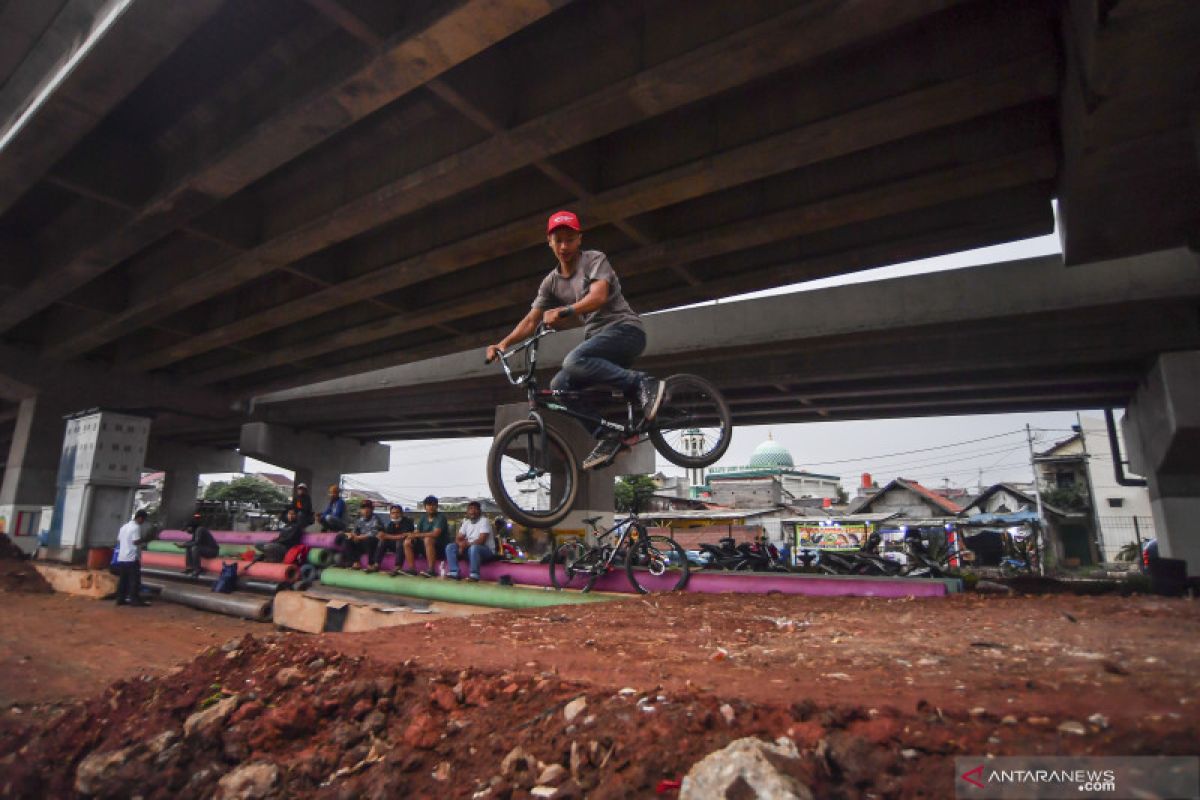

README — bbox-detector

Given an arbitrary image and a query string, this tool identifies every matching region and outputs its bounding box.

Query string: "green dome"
[747,438,794,469]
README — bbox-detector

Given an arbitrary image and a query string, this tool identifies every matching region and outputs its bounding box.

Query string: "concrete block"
[32,563,118,598]
[272,589,494,633]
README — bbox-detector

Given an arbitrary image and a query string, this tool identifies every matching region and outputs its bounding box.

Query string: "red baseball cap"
[546,210,581,234]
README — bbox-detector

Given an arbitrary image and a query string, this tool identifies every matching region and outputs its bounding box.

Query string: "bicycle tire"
[549,541,592,591]
[624,528,689,594]
[649,374,732,468]
[487,420,579,529]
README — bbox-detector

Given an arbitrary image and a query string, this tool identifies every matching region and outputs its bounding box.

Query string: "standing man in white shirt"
[444,501,495,582]
[115,510,150,607]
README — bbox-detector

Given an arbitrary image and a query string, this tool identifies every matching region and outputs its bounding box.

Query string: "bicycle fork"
[515,411,550,483]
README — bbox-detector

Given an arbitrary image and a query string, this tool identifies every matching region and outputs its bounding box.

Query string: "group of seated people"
[173,484,503,581]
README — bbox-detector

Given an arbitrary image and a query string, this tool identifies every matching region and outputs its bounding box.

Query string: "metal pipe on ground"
[319,567,611,610]
[145,580,272,621]
[140,567,282,595]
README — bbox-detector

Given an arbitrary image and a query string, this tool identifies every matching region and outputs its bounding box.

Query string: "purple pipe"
[159,529,343,549]
[344,554,950,598]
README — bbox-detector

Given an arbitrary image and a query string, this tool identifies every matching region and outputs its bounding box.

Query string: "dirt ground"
[0,589,1197,798]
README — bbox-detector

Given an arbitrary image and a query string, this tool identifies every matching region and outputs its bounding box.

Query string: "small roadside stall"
[960,510,1042,572]
[781,513,898,565]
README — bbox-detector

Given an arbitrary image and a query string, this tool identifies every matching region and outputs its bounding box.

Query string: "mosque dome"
[746,437,794,470]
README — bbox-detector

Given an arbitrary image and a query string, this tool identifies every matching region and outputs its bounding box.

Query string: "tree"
[203,476,289,507]
[614,474,658,513]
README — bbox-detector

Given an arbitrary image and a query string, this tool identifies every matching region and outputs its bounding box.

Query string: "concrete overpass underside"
[1,0,1199,460]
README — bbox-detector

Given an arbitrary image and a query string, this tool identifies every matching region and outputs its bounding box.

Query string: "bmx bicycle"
[550,503,688,595]
[485,323,731,529]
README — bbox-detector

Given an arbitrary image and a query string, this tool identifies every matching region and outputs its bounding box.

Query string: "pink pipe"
[141,551,298,582]
[341,555,950,597]
[158,529,343,549]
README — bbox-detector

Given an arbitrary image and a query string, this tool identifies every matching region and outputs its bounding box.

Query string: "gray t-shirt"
[532,250,643,338]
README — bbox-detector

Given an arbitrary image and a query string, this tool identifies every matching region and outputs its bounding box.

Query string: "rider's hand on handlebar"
[485,344,502,364]
[542,307,572,328]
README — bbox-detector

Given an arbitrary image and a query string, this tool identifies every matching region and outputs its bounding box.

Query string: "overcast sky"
[231,230,1091,508]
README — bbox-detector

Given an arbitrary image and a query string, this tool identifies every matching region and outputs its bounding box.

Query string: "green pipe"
[319,567,610,610]
[146,541,251,557]
[307,548,333,567]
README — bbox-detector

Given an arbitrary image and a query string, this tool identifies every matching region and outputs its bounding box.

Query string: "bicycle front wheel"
[624,528,689,594]
[487,420,579,529]
[550,541,592,590]
[649,374,732,468]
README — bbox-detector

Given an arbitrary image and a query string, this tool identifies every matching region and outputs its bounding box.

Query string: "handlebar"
[488,323,555,385]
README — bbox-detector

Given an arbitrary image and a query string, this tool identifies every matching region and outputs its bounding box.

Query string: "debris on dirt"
[680,736,813,800]
[0,534,51,594]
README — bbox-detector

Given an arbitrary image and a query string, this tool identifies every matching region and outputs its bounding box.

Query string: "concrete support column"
[1123,351,1200,575]
[238,422,390,502]
[0,396,67,551]
[145,440,243,528]
[495,404,654,547]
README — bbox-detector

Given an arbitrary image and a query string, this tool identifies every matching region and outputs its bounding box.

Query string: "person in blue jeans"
[445,501,495,582]
[487,210,664,470]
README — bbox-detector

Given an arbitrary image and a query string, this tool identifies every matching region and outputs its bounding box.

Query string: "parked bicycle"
[486,323,732,528]
[550,509,689,595]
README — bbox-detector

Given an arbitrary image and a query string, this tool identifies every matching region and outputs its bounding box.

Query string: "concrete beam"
[144,439,242,474]
[43,0,977,361]
[0,0,568,336]
[0,0,224,216]
[238,422,389,478]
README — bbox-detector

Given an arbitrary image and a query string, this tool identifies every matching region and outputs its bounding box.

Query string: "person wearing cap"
[372,503,414,575]
[486,210,664,470]
[114,510,150,607]
[403,495,448,577]
[341,500,382,569]
[288,482,314,528]
[445,501,495,581]
[175,513,219,577]
[318,484,348,532]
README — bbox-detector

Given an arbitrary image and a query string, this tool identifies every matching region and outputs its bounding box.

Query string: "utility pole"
[1025,423,1047,575]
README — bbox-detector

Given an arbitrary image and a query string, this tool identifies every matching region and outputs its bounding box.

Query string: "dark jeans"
[255,542,289,563]
[319,514,347,532]
[550,323,647,435]
[115,561,142,603]
[341,536,378,567]
[372,538,404,568]
[184,543,220,572]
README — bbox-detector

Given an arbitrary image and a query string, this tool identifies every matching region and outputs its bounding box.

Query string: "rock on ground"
[680,737,813,800]
[216,761,279,800]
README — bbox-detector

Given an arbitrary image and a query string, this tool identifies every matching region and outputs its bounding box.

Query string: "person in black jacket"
[175,514,220,576]
[287,482,314,528]
[255,507,306,564]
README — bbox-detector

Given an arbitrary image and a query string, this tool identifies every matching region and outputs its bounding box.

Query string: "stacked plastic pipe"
[140,551,298,583]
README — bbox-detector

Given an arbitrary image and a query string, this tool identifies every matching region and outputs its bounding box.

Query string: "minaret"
[683,428,706,488]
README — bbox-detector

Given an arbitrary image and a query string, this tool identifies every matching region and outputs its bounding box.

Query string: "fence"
[1095,515,1156,563]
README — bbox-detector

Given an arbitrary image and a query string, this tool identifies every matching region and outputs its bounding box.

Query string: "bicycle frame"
[577,515,643,574]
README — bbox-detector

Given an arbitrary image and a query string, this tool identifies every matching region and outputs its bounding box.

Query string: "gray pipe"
[147,580,272,621]
[140,566,282,595]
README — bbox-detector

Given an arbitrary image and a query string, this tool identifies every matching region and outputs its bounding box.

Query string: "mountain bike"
[486,324,731,528]
[549,508,689,594]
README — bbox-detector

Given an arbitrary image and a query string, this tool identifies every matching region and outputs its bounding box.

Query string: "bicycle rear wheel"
[624,528,689,594]
[487,420,579,529]
[649,374,732,468]
[550,541,593,590]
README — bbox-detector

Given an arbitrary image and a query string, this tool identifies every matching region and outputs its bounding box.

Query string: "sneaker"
[365,564,379,573]
[467,575,480,583]
[582,436,624,470]
[115,599,130,607]
[403,569,420,577]
[446,572,461,581]
[387,569,401,577]
[638,377,665,422]
[418,570,435,578]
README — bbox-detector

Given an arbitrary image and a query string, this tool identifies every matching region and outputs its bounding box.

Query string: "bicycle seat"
[581,516,603,527]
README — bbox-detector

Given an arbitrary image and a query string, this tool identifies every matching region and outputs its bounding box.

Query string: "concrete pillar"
[1123,351,1200,575]
[145,440,243,528]
[495,404,654,544]
[0,396,67,552]
[238,422,390,501]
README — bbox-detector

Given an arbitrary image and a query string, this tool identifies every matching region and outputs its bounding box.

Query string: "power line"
[787,429,1026,467]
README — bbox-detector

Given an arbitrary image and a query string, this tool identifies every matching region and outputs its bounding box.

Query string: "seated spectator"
[342,500,382,570]
[319,484,347,531]
[288,482,314,528]
[403,495,448,578]
[373,504,413,575]
[445,501,496,581]
[255,507,306,563]
[175,513,219,576]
